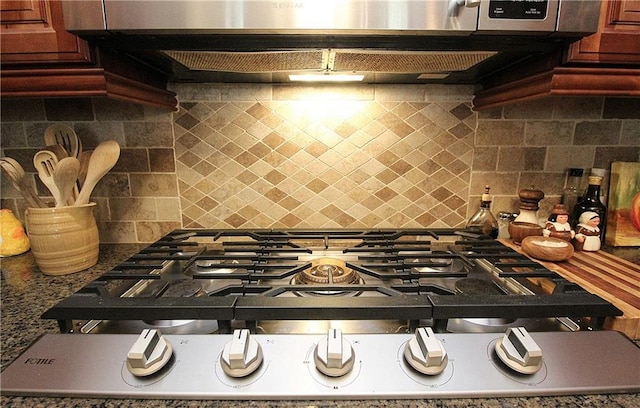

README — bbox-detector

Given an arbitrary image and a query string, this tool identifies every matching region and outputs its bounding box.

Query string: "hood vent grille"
[163,50,325,73]
[162,50,498,74]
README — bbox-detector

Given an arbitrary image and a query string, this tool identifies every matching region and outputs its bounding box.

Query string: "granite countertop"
[1,244,639,407]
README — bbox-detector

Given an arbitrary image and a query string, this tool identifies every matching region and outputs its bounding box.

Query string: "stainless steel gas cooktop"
[2,229,639,399]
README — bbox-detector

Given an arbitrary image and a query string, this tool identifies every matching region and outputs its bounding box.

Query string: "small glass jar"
[497,212,516,239]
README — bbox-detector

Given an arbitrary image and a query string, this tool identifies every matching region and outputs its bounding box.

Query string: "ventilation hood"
[61,0,601,84]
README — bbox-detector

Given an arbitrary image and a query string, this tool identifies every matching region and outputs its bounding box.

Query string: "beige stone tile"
[137,221,182,242]
[468,172,517,195]
[524,121,574,145]
[621,120,640,145]
[574,121,622,145]
[92,173,130,198]
[109,197,157,220]
[374,85,424,102]
[476,121,525,146]
[503,99,553,119]
[595,146,640,168]
[156,198,182,221]
[124,122,174,148]
[129,174,178,197]
[423,104,462,131]
[75,122,126,147]
[221,84,271,101]
[552,97,603,119]
[518,172,565,196]
[171,83,222,101]
[424,85,473,102]
[274,85,373,101]
[497,147,546,171]
[98,221,136,243]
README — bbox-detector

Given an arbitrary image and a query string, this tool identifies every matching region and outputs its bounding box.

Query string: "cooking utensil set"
[2,125,120,208]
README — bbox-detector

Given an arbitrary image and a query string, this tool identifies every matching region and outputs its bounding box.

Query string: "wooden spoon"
[77,150,93,188]
[75,140,120,206]
[53,157,81,207]
[33,150,64,206]
[0,157,47,208]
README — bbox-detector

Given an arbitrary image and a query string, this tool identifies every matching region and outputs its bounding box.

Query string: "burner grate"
[41,229,622,334]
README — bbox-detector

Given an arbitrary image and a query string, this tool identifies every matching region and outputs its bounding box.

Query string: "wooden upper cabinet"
[473,0,640,110]
[0,0,177,110]
[567,0,640,64]
[1,0,91,64]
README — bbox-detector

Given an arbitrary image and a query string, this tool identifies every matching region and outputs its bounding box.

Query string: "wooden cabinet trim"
[1,68,178,110]
[473,67,640,110]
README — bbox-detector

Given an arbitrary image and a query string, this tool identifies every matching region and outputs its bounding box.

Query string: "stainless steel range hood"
[61,0,601,84]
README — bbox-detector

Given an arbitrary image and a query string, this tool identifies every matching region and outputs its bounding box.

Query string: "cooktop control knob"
[404,327,448,375]
[220,328,263,378]
[126,329,173,376]
[314,328,354,377]
[495,327,543,374]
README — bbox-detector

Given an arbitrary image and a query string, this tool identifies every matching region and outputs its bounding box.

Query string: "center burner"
[292,258,363,297]
[295,258,361,285]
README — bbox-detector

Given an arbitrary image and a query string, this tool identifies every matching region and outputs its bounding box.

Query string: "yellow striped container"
[25,203,99,275]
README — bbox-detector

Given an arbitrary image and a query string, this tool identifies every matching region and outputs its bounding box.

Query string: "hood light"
[289,74,365,82]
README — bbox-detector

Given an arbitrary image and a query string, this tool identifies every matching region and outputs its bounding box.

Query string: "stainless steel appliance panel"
[2,331,639,399]
[84,0,480,33]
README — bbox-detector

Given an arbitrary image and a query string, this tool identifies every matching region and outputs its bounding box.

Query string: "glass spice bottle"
[466,185,499,238]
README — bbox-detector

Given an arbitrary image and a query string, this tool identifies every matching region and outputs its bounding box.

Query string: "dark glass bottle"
[571,176,607,237]
[466,185,499,238]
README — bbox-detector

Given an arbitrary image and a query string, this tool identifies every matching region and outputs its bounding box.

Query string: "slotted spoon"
[33,150,65,207]
[44,124,82,160]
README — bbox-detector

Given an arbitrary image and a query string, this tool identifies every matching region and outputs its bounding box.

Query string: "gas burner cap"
[455,278,502,295]
[295,258,360,285]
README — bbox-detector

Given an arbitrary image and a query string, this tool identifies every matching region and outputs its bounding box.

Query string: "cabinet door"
[1,0,90,64]
[568,0,640,64]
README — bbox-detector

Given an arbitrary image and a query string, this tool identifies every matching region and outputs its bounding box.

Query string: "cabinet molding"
[473,67,640,110]
[1,68,177,110]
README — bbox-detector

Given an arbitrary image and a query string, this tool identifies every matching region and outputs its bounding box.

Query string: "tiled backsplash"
[1,85,638,243]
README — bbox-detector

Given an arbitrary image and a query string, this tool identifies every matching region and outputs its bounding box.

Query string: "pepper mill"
[508,188,544,245]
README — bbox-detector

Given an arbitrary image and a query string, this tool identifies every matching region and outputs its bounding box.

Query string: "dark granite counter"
[2,245,639,407]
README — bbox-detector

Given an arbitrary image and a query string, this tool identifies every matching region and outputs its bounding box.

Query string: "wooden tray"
[501,239,640,340]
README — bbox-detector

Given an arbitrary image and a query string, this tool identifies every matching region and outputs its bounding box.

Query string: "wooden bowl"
[508,221,543,245]
[521,236,574,262]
